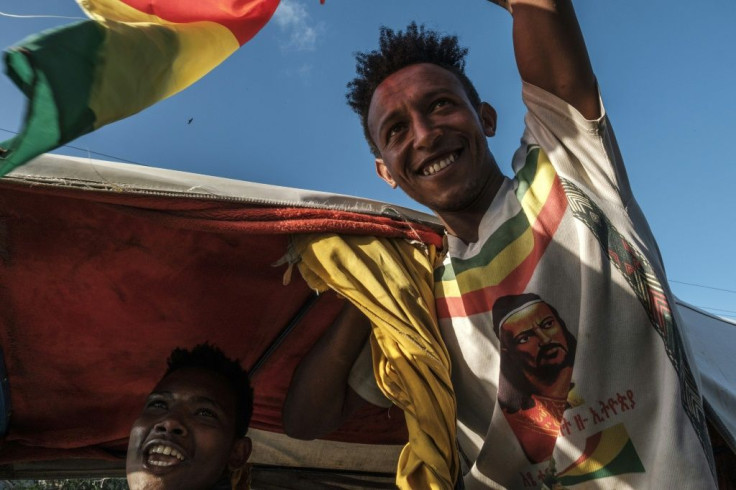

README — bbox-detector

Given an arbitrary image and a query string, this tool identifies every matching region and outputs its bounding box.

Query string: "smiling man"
[126,344,253,490]
[284,1,717,488]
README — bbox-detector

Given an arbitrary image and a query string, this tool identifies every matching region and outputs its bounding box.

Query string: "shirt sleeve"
[518,82,635,209]
[348,339,393,408]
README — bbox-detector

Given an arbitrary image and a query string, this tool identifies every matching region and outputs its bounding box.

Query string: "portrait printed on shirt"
[492,293,582,464]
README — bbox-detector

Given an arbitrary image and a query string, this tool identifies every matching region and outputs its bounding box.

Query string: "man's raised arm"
[507,0,599,119]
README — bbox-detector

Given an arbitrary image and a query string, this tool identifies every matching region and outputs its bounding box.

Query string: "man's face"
[367,63,498,213]
[500,302,570,375]
[126,367,248,490]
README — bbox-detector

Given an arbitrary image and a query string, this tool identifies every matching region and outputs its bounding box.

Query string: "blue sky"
[1,0,735,319]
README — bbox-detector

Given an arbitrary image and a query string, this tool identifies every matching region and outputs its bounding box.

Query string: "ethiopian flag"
[558,424,645,486]
[0,0,281,176]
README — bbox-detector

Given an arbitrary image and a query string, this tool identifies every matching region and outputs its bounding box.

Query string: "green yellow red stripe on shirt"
[435,146,568,319]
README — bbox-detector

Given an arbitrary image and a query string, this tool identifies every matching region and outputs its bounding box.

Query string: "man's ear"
[478,102,497,137]
[228,436,252,470]
[375,158,397,189]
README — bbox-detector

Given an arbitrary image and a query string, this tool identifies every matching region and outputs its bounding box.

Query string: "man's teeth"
[423,153,457,176]
[148,444,185,461]
[149,459,177,467]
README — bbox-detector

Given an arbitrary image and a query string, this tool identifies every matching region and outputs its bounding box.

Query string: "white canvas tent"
[676,300,736,452]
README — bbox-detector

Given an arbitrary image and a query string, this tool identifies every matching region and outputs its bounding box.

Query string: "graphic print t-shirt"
[433,83,716,489]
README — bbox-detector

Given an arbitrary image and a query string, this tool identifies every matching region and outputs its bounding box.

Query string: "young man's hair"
[165,343,253,438]
[346,22,482,157]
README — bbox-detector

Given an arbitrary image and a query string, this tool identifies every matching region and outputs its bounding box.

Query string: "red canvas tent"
[0,154,445,486]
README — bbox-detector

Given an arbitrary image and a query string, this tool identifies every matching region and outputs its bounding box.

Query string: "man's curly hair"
[347,22,482,157]
[165,343,253,438]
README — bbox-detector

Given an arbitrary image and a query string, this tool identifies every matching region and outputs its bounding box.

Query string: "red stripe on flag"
[119,0,281,45]
[559,430,604,475]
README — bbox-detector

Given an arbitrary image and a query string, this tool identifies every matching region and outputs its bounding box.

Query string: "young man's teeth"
[149,444,185,461]
[149,459,176,467]
[423,152,457,176]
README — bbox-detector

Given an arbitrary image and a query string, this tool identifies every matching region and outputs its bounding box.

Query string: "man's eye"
[146,400,167,410]
[196,408,218,419]
[387,123,405,141]
[431,99,450,111]
[515,335,529,345]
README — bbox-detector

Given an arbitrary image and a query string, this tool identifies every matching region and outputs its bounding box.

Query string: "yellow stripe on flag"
[562,424,630,477]
[89,20,237,128]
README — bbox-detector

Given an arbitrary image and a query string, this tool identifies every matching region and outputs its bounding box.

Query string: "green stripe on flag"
[0,21,104,176]
[559,438,645,486]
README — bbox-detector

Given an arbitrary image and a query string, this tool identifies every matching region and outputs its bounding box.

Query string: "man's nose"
[413,116,441,150]
[153,416,188,436]
[534,327,551,345]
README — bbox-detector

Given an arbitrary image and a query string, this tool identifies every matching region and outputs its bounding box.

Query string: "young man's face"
[367,63,498,213]
[126,367,249,490]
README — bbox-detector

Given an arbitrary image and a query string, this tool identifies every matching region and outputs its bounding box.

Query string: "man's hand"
[282,301,371,440]
[485,0,512,13]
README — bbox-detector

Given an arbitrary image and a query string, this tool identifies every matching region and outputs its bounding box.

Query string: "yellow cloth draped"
[293,233,459,489]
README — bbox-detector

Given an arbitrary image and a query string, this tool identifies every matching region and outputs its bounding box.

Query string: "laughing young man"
[284,0,717,488]
[126,344,253,490]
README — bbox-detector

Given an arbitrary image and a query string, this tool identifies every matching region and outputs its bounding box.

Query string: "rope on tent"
[0,11,85,20]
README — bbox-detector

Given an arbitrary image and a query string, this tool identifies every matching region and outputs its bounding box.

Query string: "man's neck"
[438,172,505,244]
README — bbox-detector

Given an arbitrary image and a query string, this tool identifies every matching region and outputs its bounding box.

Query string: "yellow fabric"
[293,233,459,489]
